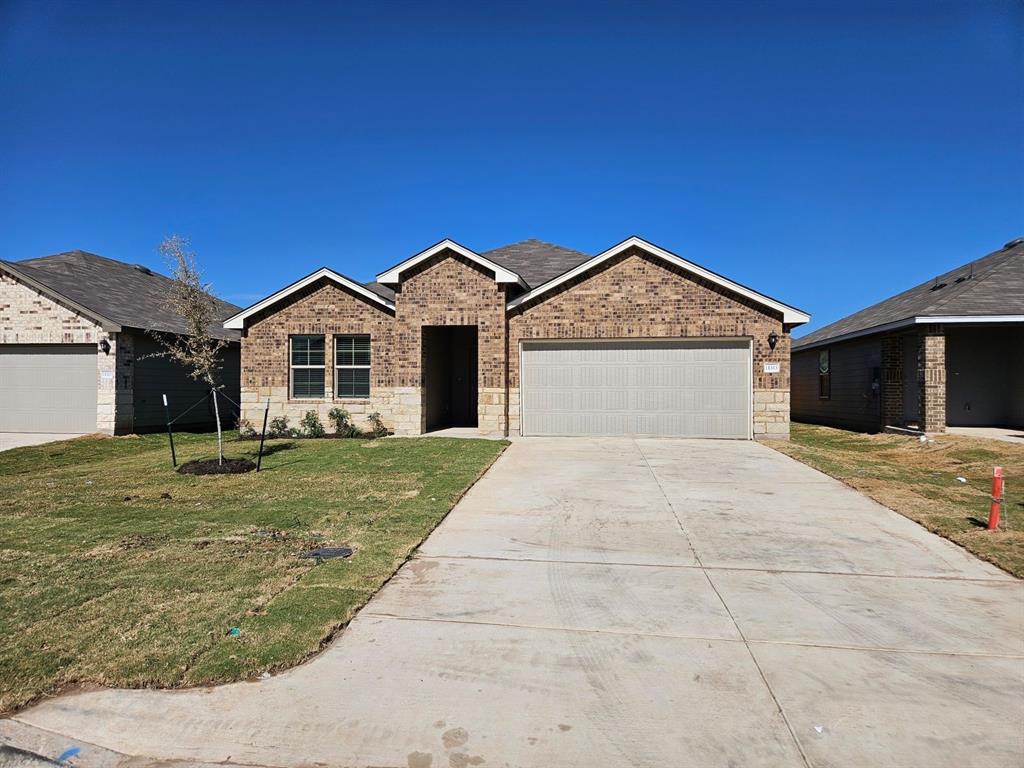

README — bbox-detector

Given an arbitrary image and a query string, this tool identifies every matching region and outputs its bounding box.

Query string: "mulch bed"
[177,458,256,475]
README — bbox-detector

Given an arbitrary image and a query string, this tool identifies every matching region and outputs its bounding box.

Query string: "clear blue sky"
[1,1,1020,335]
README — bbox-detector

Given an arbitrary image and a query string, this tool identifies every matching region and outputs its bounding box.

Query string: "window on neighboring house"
[818,349,831,399]
[290,335,325,398]
[335,335,371,398]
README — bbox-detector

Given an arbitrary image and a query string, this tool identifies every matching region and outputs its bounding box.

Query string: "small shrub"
[367,412,389,438]
[268,415,290,438]
[300,410,326,438]
[328,407,359,437]
[237,418,258,439]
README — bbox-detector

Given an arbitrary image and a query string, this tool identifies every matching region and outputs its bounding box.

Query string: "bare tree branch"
[148,235,228,462]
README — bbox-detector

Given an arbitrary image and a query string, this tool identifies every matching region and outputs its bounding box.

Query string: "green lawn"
[0,432,506,714]
[774,424,1023,578]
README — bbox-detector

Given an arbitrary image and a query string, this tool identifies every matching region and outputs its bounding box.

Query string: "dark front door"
[423,326,478,431]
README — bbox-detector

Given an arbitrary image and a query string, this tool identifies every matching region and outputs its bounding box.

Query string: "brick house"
[0,251,241,435]
[792,238,1024,433]
[225,236,809,439]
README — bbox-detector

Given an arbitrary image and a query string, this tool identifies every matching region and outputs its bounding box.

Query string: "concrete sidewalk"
[3,438,1022,767]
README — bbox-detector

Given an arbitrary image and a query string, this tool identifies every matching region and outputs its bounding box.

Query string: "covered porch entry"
[422,325,478,432]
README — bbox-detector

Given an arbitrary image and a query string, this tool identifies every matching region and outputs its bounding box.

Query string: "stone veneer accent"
[238,245,797,439]
[1,271,132,434]
[392,254,508,434]
[507,248,792,439]
[239,279,400,431]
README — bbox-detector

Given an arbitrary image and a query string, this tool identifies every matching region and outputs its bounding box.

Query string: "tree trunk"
[211,387,223,465]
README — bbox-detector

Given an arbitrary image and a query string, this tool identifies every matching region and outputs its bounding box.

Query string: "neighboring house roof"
[1,250,241,340]
[794,238,1024,351]
[223,267,395,330]
[506,236,811,325]
[376,239,527,287]
[482,239,591,289]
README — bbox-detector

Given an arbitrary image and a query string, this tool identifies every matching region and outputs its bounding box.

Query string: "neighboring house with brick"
[791,238,1024,433]
[0,251,241,435]
[225,236,809,439]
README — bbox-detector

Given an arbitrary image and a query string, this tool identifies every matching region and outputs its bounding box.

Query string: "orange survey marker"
[987,467,1004,530]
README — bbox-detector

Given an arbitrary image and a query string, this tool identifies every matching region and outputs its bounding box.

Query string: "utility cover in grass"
[300,547,353,560]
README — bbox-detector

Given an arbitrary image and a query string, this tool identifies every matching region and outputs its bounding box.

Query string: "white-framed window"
[290,335,325,398]
[335,335,370,398]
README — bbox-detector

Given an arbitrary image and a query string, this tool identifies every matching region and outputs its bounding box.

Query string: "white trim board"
[505,236,810,325]
[376,239,526,287]
[223,267,394,330]
[793,315,1024,351]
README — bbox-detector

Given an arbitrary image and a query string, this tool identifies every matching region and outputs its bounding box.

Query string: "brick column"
[880,334,903,427]
[918,325,946,433]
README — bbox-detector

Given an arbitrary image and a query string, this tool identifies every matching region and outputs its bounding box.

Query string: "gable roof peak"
[505,235,810,325]
[376,239,526,287]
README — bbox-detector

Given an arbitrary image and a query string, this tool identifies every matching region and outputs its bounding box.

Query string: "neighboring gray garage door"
[520,339,751,438]
[0,345,97,433]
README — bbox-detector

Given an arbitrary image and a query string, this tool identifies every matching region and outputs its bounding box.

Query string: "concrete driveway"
[4,438,1022,767]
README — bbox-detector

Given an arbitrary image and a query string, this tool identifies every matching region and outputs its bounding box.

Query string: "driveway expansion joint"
[634,438,815,768]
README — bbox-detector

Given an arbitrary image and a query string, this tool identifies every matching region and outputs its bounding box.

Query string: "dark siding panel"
[131,332,242,431]
[792,338,882,432]
[947,326,1024,427]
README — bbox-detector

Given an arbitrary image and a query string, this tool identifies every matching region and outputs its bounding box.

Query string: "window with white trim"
[290,335,325,398]
[335,335,370,398]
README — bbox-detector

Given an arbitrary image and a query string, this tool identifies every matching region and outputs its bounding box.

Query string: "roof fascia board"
[376,239,526,287]
[505,236,811,325]
[223,267,394,330]
[0,261,122,332]
[793,314,1024,351]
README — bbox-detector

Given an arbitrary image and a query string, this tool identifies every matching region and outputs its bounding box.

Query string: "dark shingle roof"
[362,280,395,301]
[794,239,1024,350]
[2,250,241,340]
[482,239,591,288]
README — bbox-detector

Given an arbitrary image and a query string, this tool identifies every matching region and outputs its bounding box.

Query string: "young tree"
[152,235,229,464]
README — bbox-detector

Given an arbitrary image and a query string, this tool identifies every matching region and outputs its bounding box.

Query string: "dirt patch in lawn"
[177,458,257,475]
[774,424,1024,578]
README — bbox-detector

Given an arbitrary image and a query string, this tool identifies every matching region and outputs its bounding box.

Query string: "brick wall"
[919,325,946,433]
[237,246,796,440]
[507,248,791,438]
[880,334,903,427]
[240,278,400,431]
[393,253,508,433]
[1,270,130,434]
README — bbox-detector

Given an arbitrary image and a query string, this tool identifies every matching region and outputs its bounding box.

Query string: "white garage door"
[520,339,751,438]
[0,345,97,433]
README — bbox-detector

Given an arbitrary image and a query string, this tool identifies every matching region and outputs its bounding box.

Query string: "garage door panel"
[0,345,97,433]
[521,340,750,438]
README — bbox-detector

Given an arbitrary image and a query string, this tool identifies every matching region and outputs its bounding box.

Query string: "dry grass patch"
[774,424,1023,577]
[0,432,506,714]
